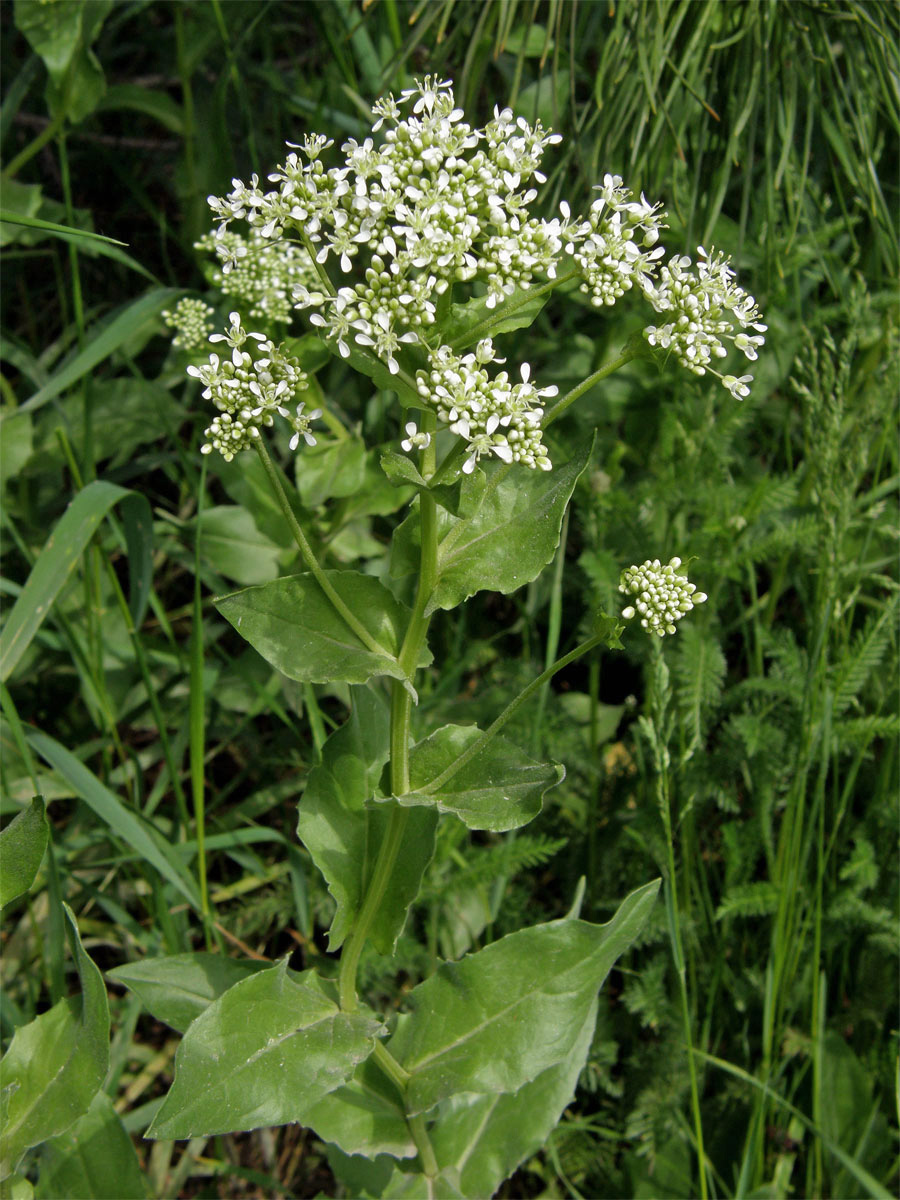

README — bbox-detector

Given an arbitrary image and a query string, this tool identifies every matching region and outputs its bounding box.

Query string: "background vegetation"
[2,1,897,1196]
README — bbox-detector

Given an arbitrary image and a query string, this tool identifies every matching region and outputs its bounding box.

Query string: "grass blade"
[25,727,201,912]
[0,481,151,682]
[20,288,179,414]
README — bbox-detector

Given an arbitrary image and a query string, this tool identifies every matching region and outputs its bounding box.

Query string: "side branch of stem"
[254,440,390,658]
[420,631,603,794]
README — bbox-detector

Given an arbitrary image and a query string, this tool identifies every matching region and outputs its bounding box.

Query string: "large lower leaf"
[35,1090,147,1200]
[388,724,563,832]
[297,688,438,955]
[387,880,659,1116]
[0,796,49,908]
[106,952,268,1034]
[428,998,598,1198]
[304,1057,416,1160]
[146,962,382,1140]
[216,572,419,687]
[0,906,109,1181]
[392,441,592,614]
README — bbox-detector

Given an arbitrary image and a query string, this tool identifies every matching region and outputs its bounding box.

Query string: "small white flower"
[723,374,753,400]
[400,421,432,452]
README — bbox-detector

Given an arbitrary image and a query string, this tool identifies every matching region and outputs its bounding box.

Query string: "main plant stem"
[336,416,440,1175]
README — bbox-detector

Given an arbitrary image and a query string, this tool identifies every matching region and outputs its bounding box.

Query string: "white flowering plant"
[139,77,764,1197]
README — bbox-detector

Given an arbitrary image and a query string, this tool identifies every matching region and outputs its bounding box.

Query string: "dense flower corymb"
[642,246,766,398]
[619,557,707,637]
[206,76,571,471]
[188,312,319,461]
[180,76,765,468]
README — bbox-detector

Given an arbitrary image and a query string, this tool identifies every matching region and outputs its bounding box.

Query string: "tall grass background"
[1,1,897,1196]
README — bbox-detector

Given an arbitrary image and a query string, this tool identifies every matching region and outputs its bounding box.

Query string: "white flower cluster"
[207,76,569,469]
[643,246,767,398]
[619,556,707,637]
[188,312,319,461]
[162,297,215,352]
[416,339,555,472]
[194,229,320,325]
[194,76,766,472]
[573,174,667,307]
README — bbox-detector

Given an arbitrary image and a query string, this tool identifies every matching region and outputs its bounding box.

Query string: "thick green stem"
[337,477,440,1013]
[255,439,391,658]
[544,347,639,427]
[336,422,441,1174]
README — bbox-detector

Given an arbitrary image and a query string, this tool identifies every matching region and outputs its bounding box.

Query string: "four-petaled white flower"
[400,422,432,452]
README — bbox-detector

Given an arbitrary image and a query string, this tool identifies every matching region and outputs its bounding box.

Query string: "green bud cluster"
[619,557,708,637]
[162,297,215,352]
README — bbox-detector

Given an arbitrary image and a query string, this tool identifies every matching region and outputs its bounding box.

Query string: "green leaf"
[106,953,268,1034]
[502,24,552,57]
[387,880,660,1116]
[297,688,438,955]
[428,998,597,1198]
[21,289,180,414]
[0,905,109,1181]
[0,181,42,247]
[25,728,201,911]
[326,1147,399,1200]
[2,1174,33,1199]
[281,333,332,373]
[442,286,549,352]
[0,190,155,281]
[95,83,183,134]
[35,378,177,466]
[0,797,49,908]
[35,1090,147,1200]
[216,572,420,687]
[296,438,367,507]
[324,338,421,407]
[385,724,563,832]
[429,468,488,520]
[146,962,382,1140]
[14,0,113,123]
[298,687,389,948]
[380,450,427,490]
[0,210,121,246]
[392,441,592,614]
[198,505,284,586]
[0,412,32,485]
[304,1057,416,1160]
[382,1166,466,1198]
[0,480,152,682]
[516,70,571,130]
